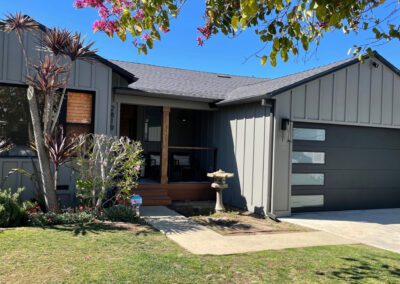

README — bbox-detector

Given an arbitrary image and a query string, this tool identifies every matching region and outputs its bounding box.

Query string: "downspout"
[267,99,279,221]
[262,98,279,221]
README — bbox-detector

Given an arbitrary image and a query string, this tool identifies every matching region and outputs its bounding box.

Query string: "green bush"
[0,188,28,227]
[103,205,137,223]
[28,210,97,227]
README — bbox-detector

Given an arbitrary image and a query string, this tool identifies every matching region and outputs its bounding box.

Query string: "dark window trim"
[0,84,33,158]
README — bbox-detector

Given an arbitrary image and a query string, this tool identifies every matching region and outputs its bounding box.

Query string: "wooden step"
[132,188,171,206]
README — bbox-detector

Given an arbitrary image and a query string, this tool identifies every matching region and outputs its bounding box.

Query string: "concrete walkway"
[282,209,400,254]
[140,206,356,255]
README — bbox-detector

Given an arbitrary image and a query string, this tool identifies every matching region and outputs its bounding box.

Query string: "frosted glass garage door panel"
[292,173,325,186]
[292,152,325,164]
[293,128,325,141]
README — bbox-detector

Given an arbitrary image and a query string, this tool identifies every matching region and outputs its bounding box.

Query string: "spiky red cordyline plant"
[40,28,97,132]
[27,56,66,135]
[45,126,81,192]
[0,13,59,212]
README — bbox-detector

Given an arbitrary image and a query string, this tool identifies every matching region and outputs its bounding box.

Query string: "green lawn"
[1,224,399,283]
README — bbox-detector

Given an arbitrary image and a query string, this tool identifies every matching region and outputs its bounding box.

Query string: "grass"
[1,224,400,283]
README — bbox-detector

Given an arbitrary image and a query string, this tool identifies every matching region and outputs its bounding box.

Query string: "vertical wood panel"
[78,61,93,88]
[382,67,394,125]
[252,106,266,209]
[393,76,400,125]
[6,32,23,81]
[370,62,383,124]
[292,85,306,119]
[243,107,255,203]
[305,80,320,120]
[235,109,246,193]
[161,106,170,185]
[358,61,371,123]
[345,64,359,122]
[333,69,346,122]
[0,33,4,80]
[1,161,19,189]
[320,75,334,120]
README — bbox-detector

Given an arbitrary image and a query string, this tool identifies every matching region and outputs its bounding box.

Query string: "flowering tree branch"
[74,0,400,65]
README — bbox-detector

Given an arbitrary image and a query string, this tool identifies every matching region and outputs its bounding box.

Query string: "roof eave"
[114,87,221,103]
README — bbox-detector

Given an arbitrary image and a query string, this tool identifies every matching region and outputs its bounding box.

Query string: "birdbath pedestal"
[207,169,234,212]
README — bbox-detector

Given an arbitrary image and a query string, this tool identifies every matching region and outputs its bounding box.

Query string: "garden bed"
[171,201,311,235]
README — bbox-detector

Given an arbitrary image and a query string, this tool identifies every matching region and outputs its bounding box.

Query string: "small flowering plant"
[73,0,179,54]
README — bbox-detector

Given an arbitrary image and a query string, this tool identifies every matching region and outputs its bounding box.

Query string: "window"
[292,152,325,164]
[64,92,94,137]
[0,86,34,156]
[293,128,325,141]
[292,173,325,186]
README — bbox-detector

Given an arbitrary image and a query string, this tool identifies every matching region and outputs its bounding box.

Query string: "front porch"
[117,99,217,205]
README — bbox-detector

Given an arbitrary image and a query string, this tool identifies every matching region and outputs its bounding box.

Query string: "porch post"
[161,106,170,185]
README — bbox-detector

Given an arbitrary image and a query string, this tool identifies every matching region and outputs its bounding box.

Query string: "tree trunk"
[27,86,59,212]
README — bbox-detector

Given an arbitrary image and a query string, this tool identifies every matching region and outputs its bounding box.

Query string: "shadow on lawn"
[43,221,154,236]
[316,256,400,283]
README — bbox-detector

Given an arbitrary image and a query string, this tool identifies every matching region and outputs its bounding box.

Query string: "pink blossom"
[196,36,204,46]
[134,9,145,21]
[111,4,123,16]
[104,21,118,36]
[92,19,106,32]
[98,6,109,19]
[197,26,212,39]
[134,165,141,172]
[74,0,86,9]
[141,33,151,40]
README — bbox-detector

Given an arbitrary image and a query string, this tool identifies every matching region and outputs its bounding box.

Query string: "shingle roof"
[219,56,359,105]
[111,60,267,101]
[111,52,398,105]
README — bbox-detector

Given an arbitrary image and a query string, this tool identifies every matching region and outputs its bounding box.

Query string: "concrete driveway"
[282,208,400,253]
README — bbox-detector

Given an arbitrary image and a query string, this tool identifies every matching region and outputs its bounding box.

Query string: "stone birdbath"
[207,169,234,212]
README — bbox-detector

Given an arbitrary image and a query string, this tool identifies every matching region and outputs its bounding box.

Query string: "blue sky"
[1,0,399,78]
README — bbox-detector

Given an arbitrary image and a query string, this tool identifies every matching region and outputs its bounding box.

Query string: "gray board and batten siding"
[212,102,273,215]
[271,57,400,216]
[0,29,129,204]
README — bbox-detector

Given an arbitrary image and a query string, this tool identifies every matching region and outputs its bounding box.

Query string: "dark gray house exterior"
[1,18,400,217]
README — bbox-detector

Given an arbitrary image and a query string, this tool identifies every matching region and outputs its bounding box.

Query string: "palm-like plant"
[0,13,38,33]
[0,138,14,155]
[27,56,66,134]
[0,12,98,212]
[45,126,80,192]
[44,29,96,132]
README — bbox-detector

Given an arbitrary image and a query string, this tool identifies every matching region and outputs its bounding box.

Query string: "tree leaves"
[75,0,394,66]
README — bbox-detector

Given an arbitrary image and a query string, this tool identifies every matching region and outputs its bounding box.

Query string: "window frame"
[59,89,96,136]
[0,83,37,158]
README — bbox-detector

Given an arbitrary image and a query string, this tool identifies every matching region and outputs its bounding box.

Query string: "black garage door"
[291,122,400,212]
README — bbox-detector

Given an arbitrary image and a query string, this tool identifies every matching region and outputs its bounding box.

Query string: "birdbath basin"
[207,169,234,212]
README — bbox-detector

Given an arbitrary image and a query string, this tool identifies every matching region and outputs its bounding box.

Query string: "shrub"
[28,210,97,227]
[103,205,137,223]
[0,188,28,227]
